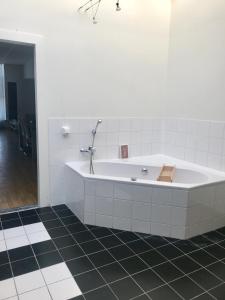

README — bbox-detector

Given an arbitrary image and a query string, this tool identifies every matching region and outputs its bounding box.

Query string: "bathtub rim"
[66,154,225,191]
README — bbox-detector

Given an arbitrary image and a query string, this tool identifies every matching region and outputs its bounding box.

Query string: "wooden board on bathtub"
[157,165,176,182]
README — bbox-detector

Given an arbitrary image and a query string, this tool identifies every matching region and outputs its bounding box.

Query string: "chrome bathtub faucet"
[80,119,102,174]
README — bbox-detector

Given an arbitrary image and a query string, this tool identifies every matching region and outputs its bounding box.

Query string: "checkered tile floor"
[1,205,225,299]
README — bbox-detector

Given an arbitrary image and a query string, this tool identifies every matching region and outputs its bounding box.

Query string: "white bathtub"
[65,155,225,239]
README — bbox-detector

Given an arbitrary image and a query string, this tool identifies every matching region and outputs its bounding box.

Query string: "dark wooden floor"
[0,128,37,210]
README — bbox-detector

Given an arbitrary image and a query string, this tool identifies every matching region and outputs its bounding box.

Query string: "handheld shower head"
[92,119,102,135]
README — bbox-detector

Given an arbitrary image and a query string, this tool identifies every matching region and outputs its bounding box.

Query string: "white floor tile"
[19,287,51,300]
[41,262,71,285]
[0,231,4,241]
[4,226,26,240]
[6,235,29,250]
[0,278,17,300]
[15,270,46,294]
[5,297,18,300]
[24,222,46,234]
[27,231,51,244]
[0,240,6,252]
[48,278,82,300]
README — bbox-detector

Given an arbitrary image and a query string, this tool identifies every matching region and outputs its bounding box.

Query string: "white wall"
[167,0,225,121]
[0,0,171,206]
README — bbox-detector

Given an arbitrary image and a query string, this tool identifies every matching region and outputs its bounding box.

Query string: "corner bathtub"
[65,155,225,239]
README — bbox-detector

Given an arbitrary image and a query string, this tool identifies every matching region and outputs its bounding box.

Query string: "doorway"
[0,41,37,211]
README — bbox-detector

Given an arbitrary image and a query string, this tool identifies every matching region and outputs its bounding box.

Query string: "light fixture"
[78,0,121,24]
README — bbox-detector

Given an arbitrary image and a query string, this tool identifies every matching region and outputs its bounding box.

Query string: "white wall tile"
[95,197,113,216]
[96,214,113,228]
[114,199,132,218]
[132,202,151,221]
[113,217,131,231]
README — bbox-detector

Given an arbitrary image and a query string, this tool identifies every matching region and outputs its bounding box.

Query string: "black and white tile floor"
[1,205,225,300]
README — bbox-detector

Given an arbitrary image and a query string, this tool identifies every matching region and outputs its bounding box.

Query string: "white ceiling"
[0,41,34,65]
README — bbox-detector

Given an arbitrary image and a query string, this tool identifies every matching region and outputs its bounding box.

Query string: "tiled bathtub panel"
[114,183,152,203]
[65,167,85,222]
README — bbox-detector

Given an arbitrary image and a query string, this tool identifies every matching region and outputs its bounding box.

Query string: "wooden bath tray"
[157,165,176,182]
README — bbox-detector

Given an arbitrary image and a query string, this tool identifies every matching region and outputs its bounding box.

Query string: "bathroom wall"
[167,0,225,121]
[49,117,162,205]
[0,0,171,206]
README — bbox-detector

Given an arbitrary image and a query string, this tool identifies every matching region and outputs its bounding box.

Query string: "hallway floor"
[0,128,37,211]
[0,205,225,299]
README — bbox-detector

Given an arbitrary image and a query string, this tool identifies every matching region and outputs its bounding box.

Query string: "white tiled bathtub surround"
[65,156,225,239]
[49,117,225,238]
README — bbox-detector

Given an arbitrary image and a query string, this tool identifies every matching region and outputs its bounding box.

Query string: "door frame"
[0,29,44,208]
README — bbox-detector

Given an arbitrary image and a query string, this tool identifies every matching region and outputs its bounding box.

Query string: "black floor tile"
[133,269,164,292]
[207,261,225,281]
[172,256,202,274]
[99,235,123,248]
[43,219,63,230]
[188,249,217,267]
[91,227,113,238]
[217,227,225,236]
[2,218,22,229]
[48,226,69,238]
[12,257,39,277]
[110,277,142,300]
[190,235,213,248]
[148,285,182,300]
[21,215,40,225]
[153,262,183,282]
[73,230,95,244]
[80,240,104,255]
[32,240,56,255]
[60,245,85,261]
[1,212,19,221]
[19,209,37,218]
[174,240,198,253]
[210,283,225,300]
[0,251,9,266]
[194,294,215,300]
[139,250,166,267]
[89,250,115,268]
[0,263,12,281]
[8,245,33,262]
[204,244,225,260]
[170,276,204,299]
[204,231,225,243]
[52,204,68,211]
[116,231,140,243]
[127,239,152,254]
[144,235,168,248]
[75,269,106,293]
[98,262,128,283]
[39,212,58,221]
[133,295,149,300]
[84,285,117,300]
[67,223,87,234]
[70,296,85,300]
[36,250,62,268]
[66,256,94,276]
[157,244,183,260]
[56,209,74,218]
[61,215,80,226]
[53,235,76,249]
[119,255,148,275]
[108,244,134,261]
[190,268,222,290]
[36,207,53,215]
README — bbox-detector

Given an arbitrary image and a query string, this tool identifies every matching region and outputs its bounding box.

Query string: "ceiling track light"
[78,0,121,24]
